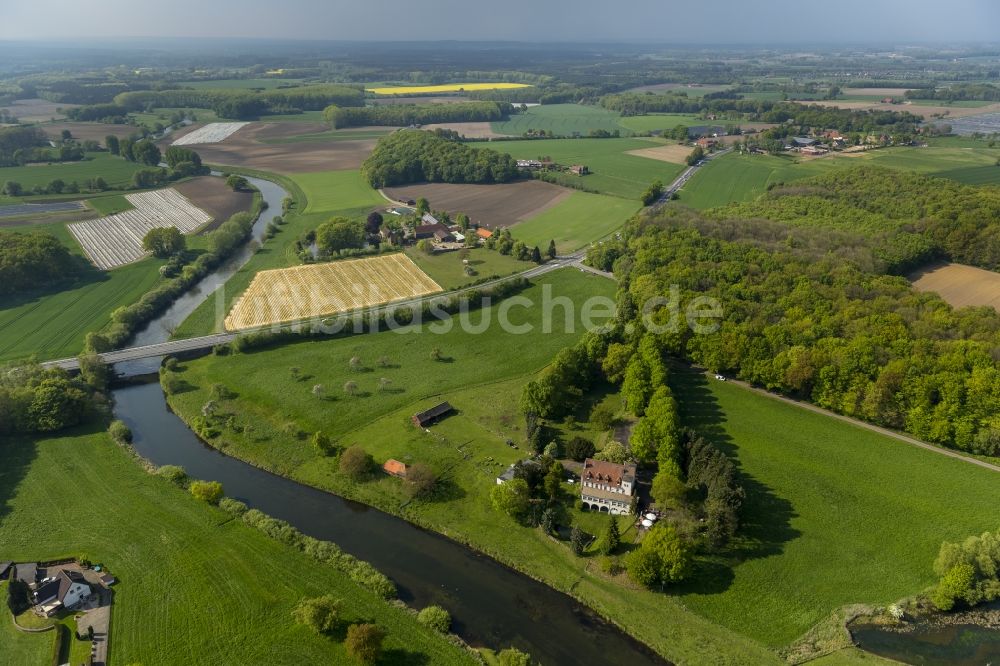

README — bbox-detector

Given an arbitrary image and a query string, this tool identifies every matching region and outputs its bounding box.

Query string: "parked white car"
[714,374,727,381]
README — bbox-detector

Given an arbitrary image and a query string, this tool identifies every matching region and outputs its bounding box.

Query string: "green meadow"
[405,246,526,289]
[513,190,639,253]
[293,169,385,214]
[617,113,706,132]
[491,103,626,136]
[0,153,143,203]
[488,137,685,200]
[0,429,472,666]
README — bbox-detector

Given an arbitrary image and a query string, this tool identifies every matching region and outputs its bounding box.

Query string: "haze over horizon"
[2,0,999,44]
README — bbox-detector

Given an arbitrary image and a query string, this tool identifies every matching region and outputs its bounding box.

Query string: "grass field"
[0,428,473,666]
[368,82,531,95]
[406,246,527,289]
[513,190,639,253]
[0,582,52,666]
[667,365,1000,645]
[86,193,133,215]
[487,137,685,200]
[0,257,164,362]
[224,253,442,330]
[617,113,707,132]
[291,169,385,214]
[0,153,143,203]
[679,145,1000,209]
[491,104,626,136]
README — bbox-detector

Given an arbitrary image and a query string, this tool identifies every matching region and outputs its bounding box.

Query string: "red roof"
[582,458,636,486]
[383,459,408,477]
[476,228,493,239]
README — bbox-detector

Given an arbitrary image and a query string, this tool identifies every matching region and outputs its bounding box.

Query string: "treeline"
[0,126,48,166]
[599,93,921,133]
[0,363,96,435]
[602,202,1000,454]
[715,167,1000,274]
[931,526,1000,611]
[323,101,511,128]
[906,83,1000,102]
[65,103,130,123]
[113,85,365,120]
[0,231,84,295]
[361,130,518,188]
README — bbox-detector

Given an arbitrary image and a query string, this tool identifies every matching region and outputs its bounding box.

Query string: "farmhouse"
[413,221,455,242]
[412,402,454,428]
[383,459,408,478]
[579,458,636,515]
[476,228,494,240]
[517,159,544,170]
[696,137,718,149]
[33,569,92,615]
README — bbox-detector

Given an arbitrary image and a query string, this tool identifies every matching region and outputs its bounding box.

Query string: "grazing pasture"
[406,246,526,289]
[69,189,211,269]
[909,262,1000,311]
[224,253,442,330]
[0,431,472,666]
[383,180,571,229]
[487,137,685,200]
[171,121,250,145]
[366,82,531,95]
[512,190,639,253]
[616,113,706,132]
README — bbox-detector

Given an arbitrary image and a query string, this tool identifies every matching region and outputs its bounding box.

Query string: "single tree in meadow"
[345,623,385,665]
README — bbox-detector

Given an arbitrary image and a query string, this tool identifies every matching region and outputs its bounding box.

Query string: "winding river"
[107,175,667,665]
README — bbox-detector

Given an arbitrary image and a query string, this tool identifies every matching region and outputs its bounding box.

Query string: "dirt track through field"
[383,181,571,229]
[909,262,1000,311]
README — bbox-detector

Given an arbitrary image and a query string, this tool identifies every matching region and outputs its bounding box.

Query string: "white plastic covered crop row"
[69,189,211,270]
[171,122,250,146]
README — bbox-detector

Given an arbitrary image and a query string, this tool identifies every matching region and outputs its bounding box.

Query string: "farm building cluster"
[1,559,115,617]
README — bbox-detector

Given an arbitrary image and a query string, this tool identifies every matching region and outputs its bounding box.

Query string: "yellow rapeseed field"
[366,82,532,95]
[224,254,442,330]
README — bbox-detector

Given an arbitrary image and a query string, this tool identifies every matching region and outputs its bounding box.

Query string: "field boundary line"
[720,373,1000,473]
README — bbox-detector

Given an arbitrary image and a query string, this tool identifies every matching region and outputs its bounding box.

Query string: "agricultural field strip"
[171,122,250,146]
[224,253,443,330]
[68,189,211,270]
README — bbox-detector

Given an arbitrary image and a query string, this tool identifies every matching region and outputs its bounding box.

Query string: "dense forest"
[588,197,1000,455]
[0,125,48,166]
[361,130,518,187]
[715,167,1000,274]
[324,101,511,128]
[0,363,96,434]
[0,231,83,295]
[112,84,365,120]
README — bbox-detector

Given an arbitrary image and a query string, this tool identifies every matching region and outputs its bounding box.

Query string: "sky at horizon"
[2,0,1000,43]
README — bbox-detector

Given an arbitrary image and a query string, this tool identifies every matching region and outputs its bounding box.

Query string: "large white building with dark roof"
[579,458,637,515]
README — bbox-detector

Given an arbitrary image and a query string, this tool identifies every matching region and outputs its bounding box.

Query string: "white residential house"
[33,570,91,614]
[579,458,637,515]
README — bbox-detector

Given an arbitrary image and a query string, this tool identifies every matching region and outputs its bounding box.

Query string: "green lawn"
[513,190,639,253]
[0,429,473,666]
[406,246,526,289]
[0,258,164,363]
[0,153,143,202]
[932,163,1000,185]
[669,365,1000,646]
[291,169,385,214]
[488,137,684,200]
[0,582,52,666]
[492,104,626,136]
[86,193,133,215]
